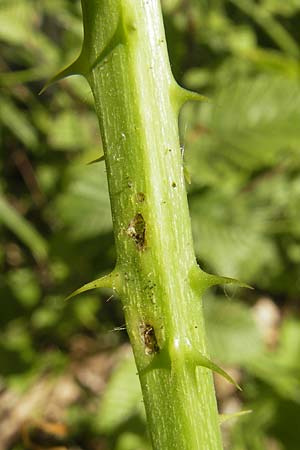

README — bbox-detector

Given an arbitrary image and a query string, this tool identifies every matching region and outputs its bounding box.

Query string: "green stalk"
[47,1,243,448]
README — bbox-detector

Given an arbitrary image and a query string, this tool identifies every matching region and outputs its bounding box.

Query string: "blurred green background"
[0,0,300,449]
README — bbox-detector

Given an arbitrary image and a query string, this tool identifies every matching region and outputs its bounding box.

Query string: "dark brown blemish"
[136,192,145,203]
[140,323,159,355]
[172,181,176,188]
[126,213,146,250]
[145,279,157,304]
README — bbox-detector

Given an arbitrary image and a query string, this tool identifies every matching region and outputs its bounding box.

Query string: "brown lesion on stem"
[136,192,145,203]
[140,323,159,355]
[126,213,146,250]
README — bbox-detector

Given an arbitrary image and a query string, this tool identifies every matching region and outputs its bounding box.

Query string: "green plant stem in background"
[48,1,238,448]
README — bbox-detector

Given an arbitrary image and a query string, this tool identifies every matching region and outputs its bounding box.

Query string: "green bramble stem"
[48,1,246,448]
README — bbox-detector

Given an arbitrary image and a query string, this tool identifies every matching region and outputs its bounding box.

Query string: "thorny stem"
[50,1,243,448]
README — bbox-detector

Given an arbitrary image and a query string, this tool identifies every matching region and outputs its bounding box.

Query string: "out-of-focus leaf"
[97,351,143,433]
[7,268,41,308]
[248,318,300,402]
[0,97,38,149]
[276,319,300,368]
[72,295,99,329]
[261,0,300,16]
[31,306,60,330]
[187,75,300,179]
[116,432,151,450]
[190,191,280,281]
[0,1,58,66]
[229,0,300,57]
[0,320,35,384]
[0,2,39,45]
[0,193,48,260]
[55,164,112,240]
[204,295,262,366]
[48,110,97,151]
[185,74,300,291]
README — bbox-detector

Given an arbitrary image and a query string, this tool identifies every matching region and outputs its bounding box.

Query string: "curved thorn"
[189,265,253,295]
[200,271,253,290]
[170,82,210,113]
[194,351,242,391]
[180,88,210,104]
[65,270,120,301]
[183,165,192,185]
[39,54,87,95]
[219,410,252,425]
[87,154,105,165]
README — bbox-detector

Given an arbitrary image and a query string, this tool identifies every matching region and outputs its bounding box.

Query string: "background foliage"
[0,0,300,449]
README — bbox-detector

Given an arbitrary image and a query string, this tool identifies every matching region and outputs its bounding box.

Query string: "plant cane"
[43,1,247,448]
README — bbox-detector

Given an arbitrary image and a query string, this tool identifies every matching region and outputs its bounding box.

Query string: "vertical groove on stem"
[73,1,224,448]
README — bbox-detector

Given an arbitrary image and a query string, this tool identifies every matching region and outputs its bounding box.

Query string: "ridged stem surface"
[77,1,223,448]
